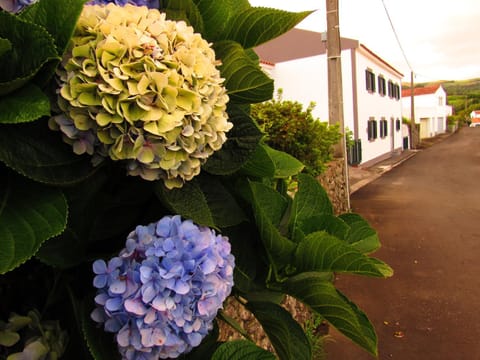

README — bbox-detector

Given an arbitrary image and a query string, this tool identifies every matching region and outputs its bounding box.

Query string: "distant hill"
[403,78,480,123]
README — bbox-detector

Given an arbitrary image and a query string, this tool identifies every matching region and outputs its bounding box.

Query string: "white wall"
[402,87,452,138]
[262,45,404,166]
[354,48,404,164]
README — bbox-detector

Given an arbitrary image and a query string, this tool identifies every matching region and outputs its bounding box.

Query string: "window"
[366,69,375,92]
[379,119,388,138]
[388,80,400,100]
[378,76,386,96]
[438,96,444,106]
[394,84,400,100]
[367,119,377,140]
[396,118,401,131]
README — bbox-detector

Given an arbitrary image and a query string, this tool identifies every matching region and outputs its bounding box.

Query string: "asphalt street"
[325,127,480,359]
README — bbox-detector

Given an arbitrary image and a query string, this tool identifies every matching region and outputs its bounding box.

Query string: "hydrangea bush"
[0,0,392,359]
[51,4,231,188]
[91,216,234,359]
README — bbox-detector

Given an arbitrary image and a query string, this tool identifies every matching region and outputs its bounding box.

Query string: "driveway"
[325,127,480,359]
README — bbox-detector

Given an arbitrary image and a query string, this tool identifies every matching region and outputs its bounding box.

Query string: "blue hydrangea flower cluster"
[91,215,235,359]
[86,0,159,7]
[0,0,38,13]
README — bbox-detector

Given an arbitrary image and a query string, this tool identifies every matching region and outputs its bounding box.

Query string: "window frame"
[367,118,378,141]
[396,118,401,131]
[378,76,386,96]
[379,118,388,138]
[388,80,394,98]
[365,69,376,93]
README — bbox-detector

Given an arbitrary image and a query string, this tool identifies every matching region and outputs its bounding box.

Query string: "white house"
[470,110,480,124]
[255,28,405,167]
[401,85,453,139]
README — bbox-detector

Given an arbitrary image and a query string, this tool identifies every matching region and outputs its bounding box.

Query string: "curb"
[349,151,418,194]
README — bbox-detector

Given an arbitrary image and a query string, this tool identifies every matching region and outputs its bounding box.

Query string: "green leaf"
[248,181,296,271]
[289,173,333,238]
[241,143,305,179]
[196,175,247,227]
[0,84,50,124]
[0,37,12,58]
[240,143,275,178]
[155,178,215,228]
[193,0,251,42]
[39,174,152,268]
[81,300,118,360]
[244,290,284,304]
[0,170,67,274]
[211,340,276,360]
[249,181,288,226]
[203,104,263,175]
[265,145,304,179]
[20,0,86,86]
[0,122,97,186]
[20,0,87,54]
[294,231,393,277]
[246,301,312,360]
[294,214,350,242]
[0,11,58,96]
[223,223,263,294]
[218,311,252,341]
[154,174,246,228]
[215,41,274,104]
[161,0,204,33]
[339,213,381,254]
[36,228,85,269]
[283,272,378,356]
[223,7,312,49]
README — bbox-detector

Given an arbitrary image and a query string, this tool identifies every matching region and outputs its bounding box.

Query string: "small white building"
[470,110,480,124]
[401,85,453,139]
[255,28,405,167]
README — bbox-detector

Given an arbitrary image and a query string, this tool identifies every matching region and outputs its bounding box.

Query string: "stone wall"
[318,157,350,214]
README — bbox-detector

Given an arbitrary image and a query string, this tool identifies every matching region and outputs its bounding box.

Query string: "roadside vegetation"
[251,90,342,177]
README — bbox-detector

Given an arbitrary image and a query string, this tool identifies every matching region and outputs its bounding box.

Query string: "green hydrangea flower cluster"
[50,4,231,188]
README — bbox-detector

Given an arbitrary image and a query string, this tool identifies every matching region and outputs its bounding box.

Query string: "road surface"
[325,127,480,359]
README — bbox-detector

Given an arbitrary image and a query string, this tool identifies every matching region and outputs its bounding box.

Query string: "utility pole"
[410,70,416,149]
[326,0,350,210]
[326,0,345,156]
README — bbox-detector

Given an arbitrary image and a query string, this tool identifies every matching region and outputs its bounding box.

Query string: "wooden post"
[326,0,345,156]
[410,70,416,148]
[326,0,350,210]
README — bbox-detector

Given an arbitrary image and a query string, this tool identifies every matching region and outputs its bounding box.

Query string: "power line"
[380,0,412,72]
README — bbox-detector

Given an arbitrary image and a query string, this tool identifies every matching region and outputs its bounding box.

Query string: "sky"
[248,0,480,83]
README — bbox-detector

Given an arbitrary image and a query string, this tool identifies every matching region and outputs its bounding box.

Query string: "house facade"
[255,28,404,167]
[470,110,480,124]
[401,85,453,139]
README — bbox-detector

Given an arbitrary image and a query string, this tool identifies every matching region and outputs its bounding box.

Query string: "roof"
[254,28,403,77]
[401,84,443,98]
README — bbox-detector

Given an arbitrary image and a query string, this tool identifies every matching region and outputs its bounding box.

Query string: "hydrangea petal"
[124,299,148,316]
[93,274,108,289]
[106,296,124,312]
[110,280,127,294]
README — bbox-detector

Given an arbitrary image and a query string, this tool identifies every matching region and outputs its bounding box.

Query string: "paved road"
[325,127,480,359]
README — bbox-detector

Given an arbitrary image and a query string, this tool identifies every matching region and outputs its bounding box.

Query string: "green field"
[403,78,480,124]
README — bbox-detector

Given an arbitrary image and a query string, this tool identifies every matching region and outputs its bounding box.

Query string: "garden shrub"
[251,90,341,177]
